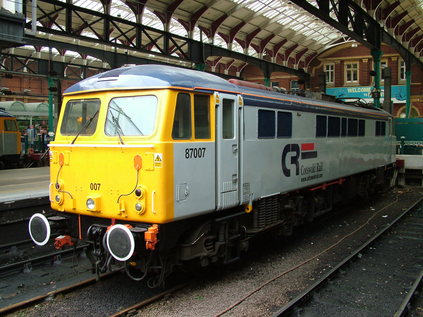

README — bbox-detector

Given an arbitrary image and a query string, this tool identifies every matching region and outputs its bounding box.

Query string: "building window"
[399,60,406,81]
[397,105,420,118]
[290,80,299,92]
[324,63,334,84]
[380,60,387,83]
[345,62,358,84]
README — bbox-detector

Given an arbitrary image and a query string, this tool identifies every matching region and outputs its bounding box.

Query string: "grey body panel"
[1,133,18,156]
[216,93,240,210]
[173,142,215,219]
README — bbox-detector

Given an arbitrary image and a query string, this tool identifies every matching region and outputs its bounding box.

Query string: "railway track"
[273,198,423,317]
[0,197,50,246]
[0,199,89,277]
[2,190,422,317]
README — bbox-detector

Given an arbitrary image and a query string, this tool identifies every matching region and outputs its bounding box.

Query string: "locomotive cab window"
[172,93,211,140]
[172,93,191,139]
[4,119,18,131]
[194,95,210,139]
[105,95,158,137]
[61,99,100,136]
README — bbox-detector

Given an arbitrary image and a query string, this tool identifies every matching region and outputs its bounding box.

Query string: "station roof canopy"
[5,0,423,73]
[75,0,423,62]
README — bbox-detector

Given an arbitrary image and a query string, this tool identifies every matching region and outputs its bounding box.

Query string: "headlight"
[86,198,95,210]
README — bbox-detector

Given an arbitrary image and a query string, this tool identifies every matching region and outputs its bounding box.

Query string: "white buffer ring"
[28,213,51,246]
[106,224,135,262]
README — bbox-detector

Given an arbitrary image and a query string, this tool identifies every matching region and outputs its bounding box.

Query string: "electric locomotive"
[0,107,21,168]
[28,65,396,286]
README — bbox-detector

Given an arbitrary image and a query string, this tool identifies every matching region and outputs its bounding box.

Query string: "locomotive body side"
[238,89,396,203]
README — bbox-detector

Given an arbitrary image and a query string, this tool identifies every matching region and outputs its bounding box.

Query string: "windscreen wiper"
[108,110,125,145]
[109,102,144,136]
[71,110,99,144]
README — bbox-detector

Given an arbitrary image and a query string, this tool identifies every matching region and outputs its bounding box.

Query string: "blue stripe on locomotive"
[0,109,13,118]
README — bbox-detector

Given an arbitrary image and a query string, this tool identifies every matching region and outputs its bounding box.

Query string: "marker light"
[59,153,64,166]
[135,203,143,212]
[134,155,142,171]
[86,198,95,210]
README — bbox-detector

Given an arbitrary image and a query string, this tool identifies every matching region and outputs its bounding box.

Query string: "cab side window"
[4,119,18,131]
[194,95,210,139]
[172,93,191,139]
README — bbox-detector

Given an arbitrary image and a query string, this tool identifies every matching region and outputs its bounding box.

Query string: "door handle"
[232,173,238,183]
[232,144,238,153]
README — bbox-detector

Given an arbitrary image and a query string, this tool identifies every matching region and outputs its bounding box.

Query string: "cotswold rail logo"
[281,143,323,182]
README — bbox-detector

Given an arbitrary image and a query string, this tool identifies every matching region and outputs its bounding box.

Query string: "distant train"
[0,108,21,169]
[29,65,396,287]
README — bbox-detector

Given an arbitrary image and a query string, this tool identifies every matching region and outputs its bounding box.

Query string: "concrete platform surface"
[0,167,50,203]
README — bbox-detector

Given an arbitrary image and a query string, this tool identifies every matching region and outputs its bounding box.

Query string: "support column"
[196,63,205,71]
[382,67,392,114]
[264,77,271,87]
[371,49,383,108]
[47,77,55,135]
[405,68,412,118]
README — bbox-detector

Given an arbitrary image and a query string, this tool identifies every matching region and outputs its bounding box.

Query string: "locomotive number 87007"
[28,64,396,287]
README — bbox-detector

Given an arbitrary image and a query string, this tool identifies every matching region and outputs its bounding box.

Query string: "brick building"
[242,43,423,118]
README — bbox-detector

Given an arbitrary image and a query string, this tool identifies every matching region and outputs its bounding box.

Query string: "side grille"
[255,196,280,229]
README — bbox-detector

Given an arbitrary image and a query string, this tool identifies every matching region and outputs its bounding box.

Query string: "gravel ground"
[136,188,423,317]
[5,187,422,317]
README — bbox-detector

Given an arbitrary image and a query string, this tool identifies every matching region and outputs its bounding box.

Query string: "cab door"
[216,93,240,210]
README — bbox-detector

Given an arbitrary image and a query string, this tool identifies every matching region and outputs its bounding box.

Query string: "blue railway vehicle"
[28,65,396,286]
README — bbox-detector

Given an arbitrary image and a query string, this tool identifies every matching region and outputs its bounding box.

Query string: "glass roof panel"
[230,0,341,48]
[73,0,103,13]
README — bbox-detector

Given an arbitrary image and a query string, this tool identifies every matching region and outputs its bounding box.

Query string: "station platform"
[0,167,50,204]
